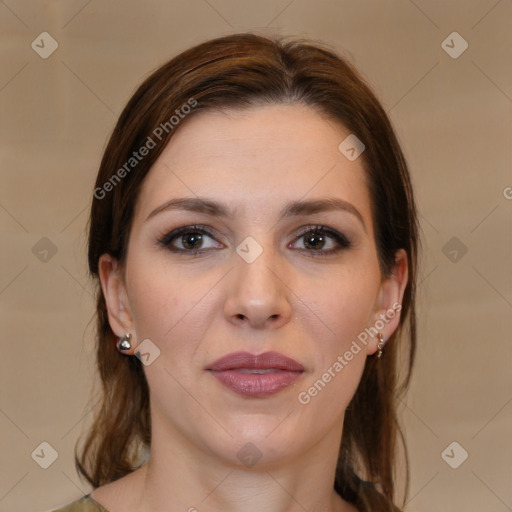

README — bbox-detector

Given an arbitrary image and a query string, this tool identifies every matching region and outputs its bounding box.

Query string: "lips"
[206,351,304,398]
[207,351,304,372]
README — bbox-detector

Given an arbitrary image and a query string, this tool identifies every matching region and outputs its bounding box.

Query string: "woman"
[53,32,419,512]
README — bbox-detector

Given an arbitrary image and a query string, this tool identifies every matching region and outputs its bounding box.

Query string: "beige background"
[1,1,511,511]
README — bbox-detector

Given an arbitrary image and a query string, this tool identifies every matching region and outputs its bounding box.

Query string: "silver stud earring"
[377,332,385,358]
[116,333,132,353]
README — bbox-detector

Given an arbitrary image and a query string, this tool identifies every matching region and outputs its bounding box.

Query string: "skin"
[95,104,408,512]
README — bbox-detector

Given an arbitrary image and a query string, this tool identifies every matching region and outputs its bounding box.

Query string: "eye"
[158,224,352,257]
[290,225,352,256]
[158,225,223,254]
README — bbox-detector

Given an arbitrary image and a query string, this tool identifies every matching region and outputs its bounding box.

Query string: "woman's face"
[100,103,407,469]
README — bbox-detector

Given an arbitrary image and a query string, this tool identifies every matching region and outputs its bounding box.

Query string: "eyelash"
[157,224,352,257]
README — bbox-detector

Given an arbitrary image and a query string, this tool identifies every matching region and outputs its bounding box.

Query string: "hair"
[77,32,420,512]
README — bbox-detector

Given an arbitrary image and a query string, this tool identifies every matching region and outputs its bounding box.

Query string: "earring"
[116,333,132,353]
[377,332,385,358]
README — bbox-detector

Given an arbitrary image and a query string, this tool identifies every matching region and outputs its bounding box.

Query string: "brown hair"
[78,32,420,512]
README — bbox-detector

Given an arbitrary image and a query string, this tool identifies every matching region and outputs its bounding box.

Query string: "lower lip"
[209,369,303,398]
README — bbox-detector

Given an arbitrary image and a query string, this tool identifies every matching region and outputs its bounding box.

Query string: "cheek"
[126,261,219,358]
[307,266,378,346]
[293,264,378,410]
[294,282,374,424]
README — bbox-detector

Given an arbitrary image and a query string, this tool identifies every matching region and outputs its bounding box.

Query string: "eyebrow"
[146,196,366,232]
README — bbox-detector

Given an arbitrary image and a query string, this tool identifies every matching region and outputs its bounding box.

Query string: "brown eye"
[181,232,204,250]
[290,225,352,256]
[303,232,326,250]
[158,225,223,254]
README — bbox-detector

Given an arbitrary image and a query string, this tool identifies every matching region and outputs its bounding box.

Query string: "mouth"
[235,368,285,374]
[206,351,304,398]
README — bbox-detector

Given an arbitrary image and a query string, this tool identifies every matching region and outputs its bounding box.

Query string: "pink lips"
[206,351,304,398]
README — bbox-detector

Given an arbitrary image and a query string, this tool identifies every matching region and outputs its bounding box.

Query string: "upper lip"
[206,351,304,372]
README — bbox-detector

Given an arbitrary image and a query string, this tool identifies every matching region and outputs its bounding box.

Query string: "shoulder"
[48,494,110,512]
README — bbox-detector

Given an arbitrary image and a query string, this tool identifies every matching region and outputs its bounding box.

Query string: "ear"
[98,253,137,354]
[366,248,408,355]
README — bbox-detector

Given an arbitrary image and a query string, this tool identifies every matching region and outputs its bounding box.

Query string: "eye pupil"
[183,232,203,249]
[304,232,324,250]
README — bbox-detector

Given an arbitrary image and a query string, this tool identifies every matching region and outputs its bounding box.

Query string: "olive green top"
[52,495,109,512]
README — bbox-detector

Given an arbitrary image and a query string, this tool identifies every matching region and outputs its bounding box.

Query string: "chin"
[197,417,313,471]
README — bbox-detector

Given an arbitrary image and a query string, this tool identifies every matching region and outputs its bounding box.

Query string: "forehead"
[135,104,373,229]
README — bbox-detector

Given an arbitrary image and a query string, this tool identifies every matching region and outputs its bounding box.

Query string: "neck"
[124,411,356,512]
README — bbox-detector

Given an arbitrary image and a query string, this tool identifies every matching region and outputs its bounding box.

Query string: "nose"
[223,245,293,330]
